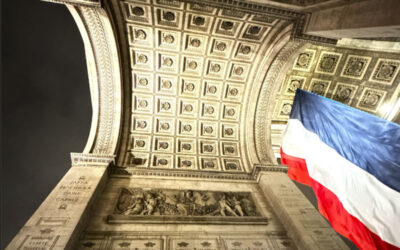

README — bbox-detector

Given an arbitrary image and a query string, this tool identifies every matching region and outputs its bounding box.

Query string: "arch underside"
[67,0,400,175]
[65,0,339,174]
[110,0,306,173]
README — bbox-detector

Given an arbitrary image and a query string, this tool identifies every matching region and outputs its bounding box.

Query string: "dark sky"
[2,0,91,248]
[1,1,357,249]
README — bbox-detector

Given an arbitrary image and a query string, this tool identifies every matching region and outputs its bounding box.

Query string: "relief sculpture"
[108,188,268,224]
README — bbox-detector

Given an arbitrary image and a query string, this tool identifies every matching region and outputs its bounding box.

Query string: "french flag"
[280,89,400,250]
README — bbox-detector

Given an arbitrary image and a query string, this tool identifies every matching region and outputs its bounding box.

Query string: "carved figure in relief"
[141,193,158,215]
[280,103,292,115]
[218,194,238,216]
[115,188,261,217]
[123,197,144,215]
[183,124,192,132]
[230,196,244,216]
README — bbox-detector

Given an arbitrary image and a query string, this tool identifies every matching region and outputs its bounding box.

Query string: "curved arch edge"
[67,4,122,156]
[252,39,307,165]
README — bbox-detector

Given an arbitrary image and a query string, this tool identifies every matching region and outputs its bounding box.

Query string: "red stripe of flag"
[281,148,400,250]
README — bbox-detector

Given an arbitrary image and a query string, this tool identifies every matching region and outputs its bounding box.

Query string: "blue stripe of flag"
[290,89,400,193]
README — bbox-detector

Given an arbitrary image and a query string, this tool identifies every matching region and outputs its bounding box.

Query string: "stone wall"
[75,176,295,250]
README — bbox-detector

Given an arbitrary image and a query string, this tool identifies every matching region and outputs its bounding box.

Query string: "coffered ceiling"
[62,0,399,173]
[117,0,291,173]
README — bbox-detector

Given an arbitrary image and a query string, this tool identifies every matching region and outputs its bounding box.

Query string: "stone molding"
[71,152,115,166]
[67,5,122,155]
[43,0,101,8]
[107,164,288,182]
[76,231,292,249]
[252,165,288,182]
[254,40,307,164]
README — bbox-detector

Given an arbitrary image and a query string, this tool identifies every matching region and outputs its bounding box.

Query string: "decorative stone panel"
[315,51,342,75]
[370,58,400,85]
[340,55,371,80]
[308,78,331,96]
[332,83,358,105]
[292,49,316,72]
[284,76,306,95]
[357,88,387,112]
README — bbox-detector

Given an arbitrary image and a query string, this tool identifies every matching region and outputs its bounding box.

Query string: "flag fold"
[280,89,400,250]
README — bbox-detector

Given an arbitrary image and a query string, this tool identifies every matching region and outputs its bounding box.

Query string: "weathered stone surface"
[6,165,108,250]
[258,172,350,250]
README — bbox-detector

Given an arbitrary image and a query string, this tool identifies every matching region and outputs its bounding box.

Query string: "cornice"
[71,152,115,166]
[42,0,101,8]
[108,164,288,182]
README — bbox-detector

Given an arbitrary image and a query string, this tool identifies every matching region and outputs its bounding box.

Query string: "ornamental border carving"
[43,0,100,7]
[71,152,115,166]
[68,5,122,155]
[108,165,288,182]
[254,41,306,163]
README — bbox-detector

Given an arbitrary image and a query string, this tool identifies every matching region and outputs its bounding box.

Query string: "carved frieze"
[109,188,267,224]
